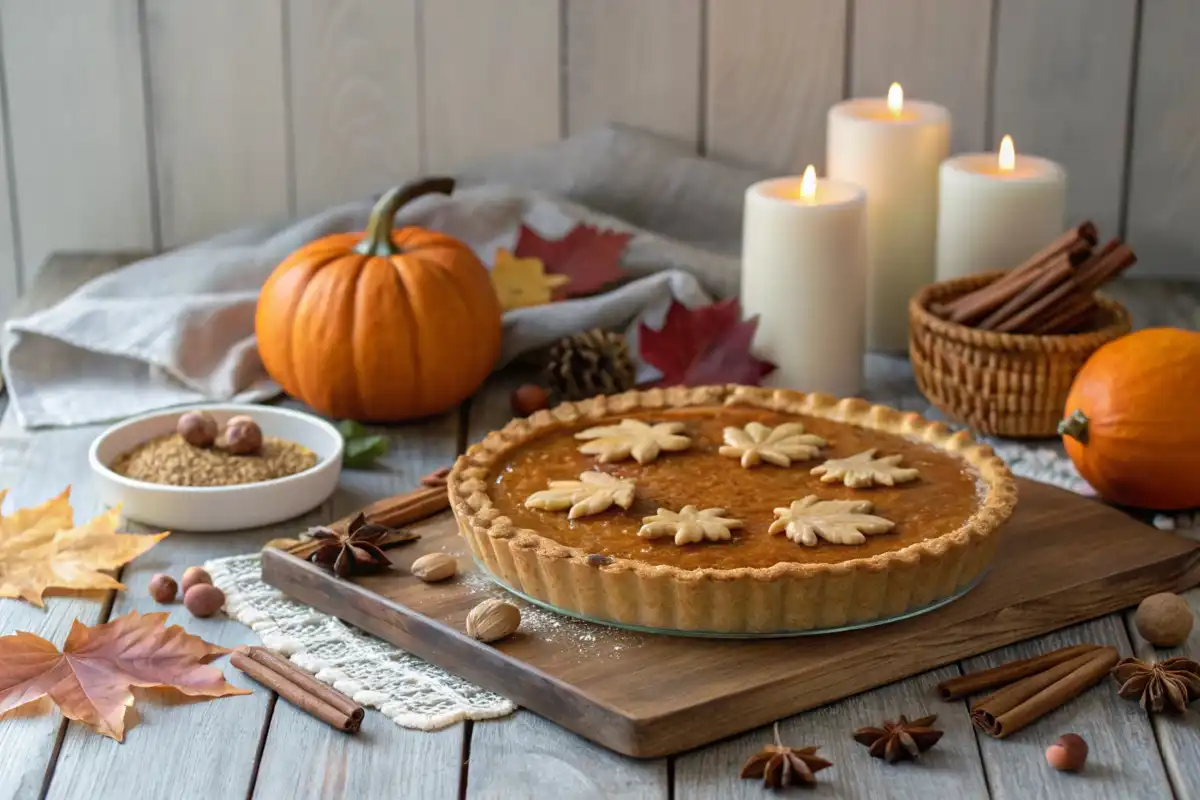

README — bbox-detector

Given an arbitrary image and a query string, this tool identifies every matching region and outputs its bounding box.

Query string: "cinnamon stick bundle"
[232,646,365,733]
[936,644,1101,700]
[932,220,1137,335]
[968,646,1119,738]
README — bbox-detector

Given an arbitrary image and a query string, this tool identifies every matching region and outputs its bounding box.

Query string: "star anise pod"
[739,722,832,789]
[292,513,419,578]
[1112,656,1200,715]
[853,713,943,763]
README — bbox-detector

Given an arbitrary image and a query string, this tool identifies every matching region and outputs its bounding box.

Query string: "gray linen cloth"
[2,126,772,429]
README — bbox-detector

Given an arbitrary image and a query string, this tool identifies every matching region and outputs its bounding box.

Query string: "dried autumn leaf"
[638,298,776,387]
[514,223,632,298]
[490,248,571,310]
[0,488,168,607]
[0,611,249,741]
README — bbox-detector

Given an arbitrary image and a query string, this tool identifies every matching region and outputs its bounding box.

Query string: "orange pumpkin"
[1059,328,1200,510]
[255,179,502,422]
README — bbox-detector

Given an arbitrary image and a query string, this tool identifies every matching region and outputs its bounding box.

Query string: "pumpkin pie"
[449,385,1017,634]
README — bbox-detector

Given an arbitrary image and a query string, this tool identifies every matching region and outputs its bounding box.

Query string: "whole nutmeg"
[180,565,213,594]
[184,583,226,618]
[148,573,178,603]
[216,416,263,455]
[511,384,549,417]
[1045,733,1088,772]
[177,410,218,448]
[1135,592,1194,647]
[411,553,458,583]
[465,598,521,643]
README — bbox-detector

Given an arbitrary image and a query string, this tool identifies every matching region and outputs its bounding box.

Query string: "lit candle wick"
[800,165,817,203]
[998,135,1016,172]
[887,83,904,117]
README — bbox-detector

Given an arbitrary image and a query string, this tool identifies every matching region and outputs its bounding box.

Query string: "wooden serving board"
[262,478,1200,758]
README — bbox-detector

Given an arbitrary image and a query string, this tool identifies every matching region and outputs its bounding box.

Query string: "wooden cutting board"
[261,478,1200,758]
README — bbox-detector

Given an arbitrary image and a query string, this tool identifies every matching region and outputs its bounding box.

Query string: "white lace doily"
[206,443,1194,733]
[206,553,517,730]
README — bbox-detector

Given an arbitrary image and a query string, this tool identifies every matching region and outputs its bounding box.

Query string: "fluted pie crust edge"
[448,385,1018,634]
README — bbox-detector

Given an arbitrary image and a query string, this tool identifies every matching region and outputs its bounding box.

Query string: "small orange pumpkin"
[255,179,502,422]
[1059,327,1200,510]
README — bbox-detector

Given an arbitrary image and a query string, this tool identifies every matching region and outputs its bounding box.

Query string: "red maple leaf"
[514,223,632,298]
[638,298,776,387]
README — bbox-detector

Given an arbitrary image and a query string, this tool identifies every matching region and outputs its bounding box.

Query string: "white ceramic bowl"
[89,404,343,532]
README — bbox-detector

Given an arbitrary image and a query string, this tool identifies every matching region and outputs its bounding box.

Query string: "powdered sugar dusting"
[460,568,642,657]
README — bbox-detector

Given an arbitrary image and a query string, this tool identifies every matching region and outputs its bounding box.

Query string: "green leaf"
[337,419,366,440]
[343,434,389,468]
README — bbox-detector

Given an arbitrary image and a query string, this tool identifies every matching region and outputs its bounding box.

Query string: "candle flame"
[800,165,817,201]
[998,135,1016,171]
[887,83,904,116]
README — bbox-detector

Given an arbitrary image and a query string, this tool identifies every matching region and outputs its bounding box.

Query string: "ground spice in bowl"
[110,433,318,487]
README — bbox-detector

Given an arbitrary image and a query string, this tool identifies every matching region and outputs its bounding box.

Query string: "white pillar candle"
[827,84,950,353]
[742,167,867,397]
[935,136,1066,280]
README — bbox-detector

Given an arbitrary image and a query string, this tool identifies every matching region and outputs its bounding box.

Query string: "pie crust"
[449,385,1017,634]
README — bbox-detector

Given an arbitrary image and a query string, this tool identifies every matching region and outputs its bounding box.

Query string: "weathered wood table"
[2,253,1198,800]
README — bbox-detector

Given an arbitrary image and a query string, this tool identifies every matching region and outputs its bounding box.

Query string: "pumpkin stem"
[354,177,456,256]
[1057,409,1090,443]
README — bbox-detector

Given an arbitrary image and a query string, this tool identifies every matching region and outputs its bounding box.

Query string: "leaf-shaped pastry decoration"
[524,472,636,519]
[575,419,691,465]
[718,421,827,468]
[768,496,895,546]
[810,449,920,488]
[0,611,248,741]
[489,248,570,310]
[638,506,743,545]
[0,488,169,607]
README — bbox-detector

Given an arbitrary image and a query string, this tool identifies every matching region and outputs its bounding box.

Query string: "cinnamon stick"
[1031,293,1098,335]
[334,485,450,532]
[232,647,363,733]
[977,254,1074,330]
[936,644,1101,701]
[971,647,1118,738]
[1073,240,1137,293]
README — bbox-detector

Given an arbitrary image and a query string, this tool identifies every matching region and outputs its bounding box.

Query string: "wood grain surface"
[261,479,1200,758]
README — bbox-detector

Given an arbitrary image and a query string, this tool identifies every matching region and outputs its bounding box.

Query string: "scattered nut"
[216,416,263,455]
[1135,592,1194,647]
[510,384,549,417]
[148,573,178,603]
[177,411,218,448]
[180,565,213,594]
[1045,733,1088,772]
[411,553,457,582]
[184,583,226,618]
[465,598,521,643]
[586,554,613,567]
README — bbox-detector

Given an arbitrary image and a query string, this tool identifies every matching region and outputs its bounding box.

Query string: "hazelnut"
[148,573,178,603]
[411,553,457,583]
[180,565,213,594]
[177,411,218,448]
[510,384,549,417]
[216,416,263,455]
[465,598,520,643]
[1135,592,1194,647]
[1045,733,1088,772]
[184,583,226,618]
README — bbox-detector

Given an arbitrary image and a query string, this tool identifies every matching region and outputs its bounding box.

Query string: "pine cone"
[545,329,636,402]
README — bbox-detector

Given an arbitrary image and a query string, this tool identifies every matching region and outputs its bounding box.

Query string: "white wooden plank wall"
[0,0,1196,323]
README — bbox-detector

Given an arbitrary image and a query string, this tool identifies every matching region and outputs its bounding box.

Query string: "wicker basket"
[909,272,1131,438]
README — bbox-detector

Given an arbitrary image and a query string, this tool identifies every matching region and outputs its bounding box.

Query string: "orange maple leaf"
[0,611,250,741]
[0,488,168,607]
